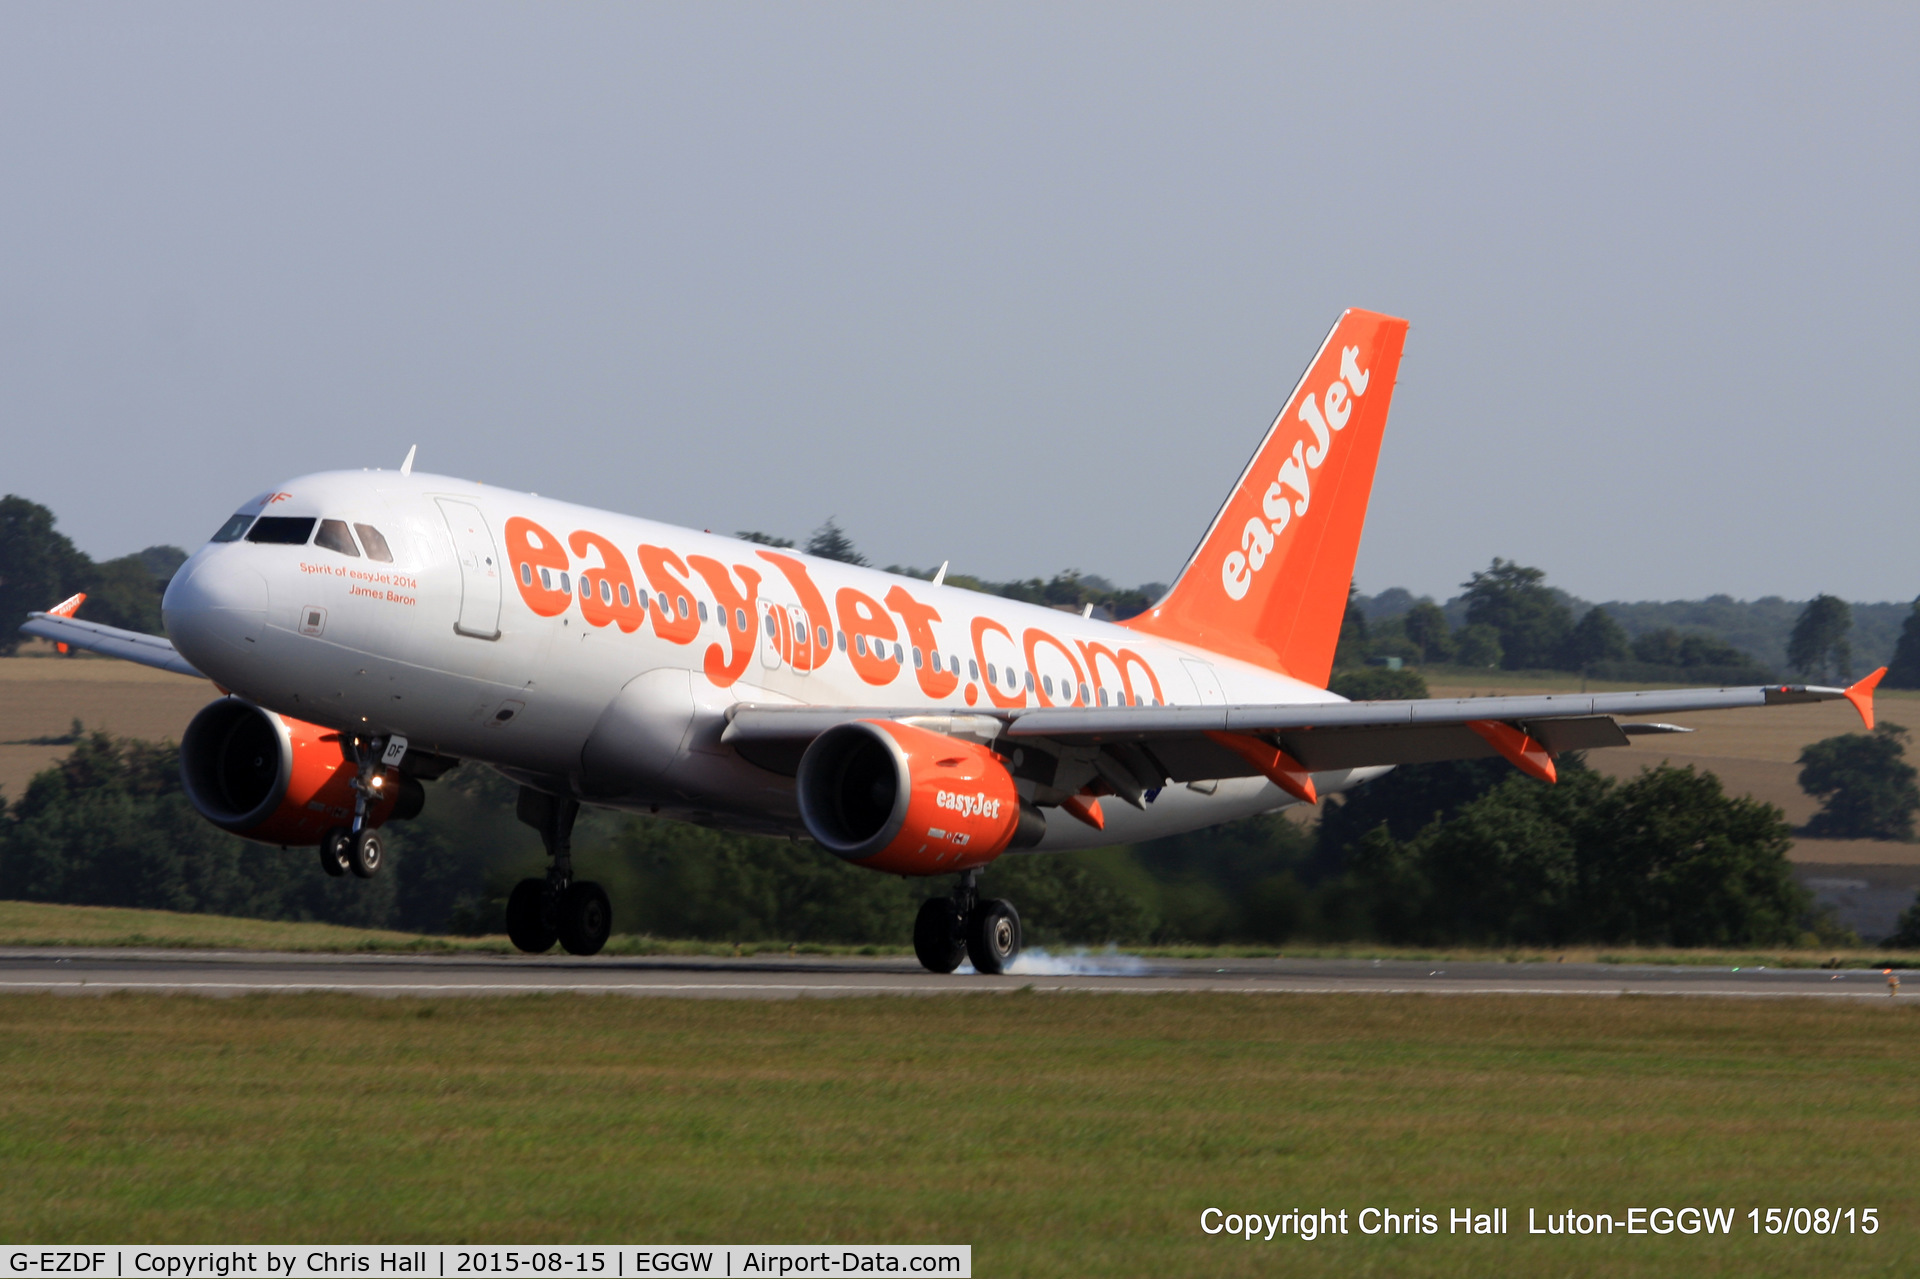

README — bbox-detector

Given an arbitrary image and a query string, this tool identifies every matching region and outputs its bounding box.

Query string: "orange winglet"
[1845,668,1886,732]
[1060,794,1106,831]
[1467,720,1557,784]
[1205,731,1318,804]
[49,592,85,618]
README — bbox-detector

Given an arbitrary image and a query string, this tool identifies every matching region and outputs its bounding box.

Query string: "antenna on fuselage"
[400,444,417,477]
[931,561,948,587]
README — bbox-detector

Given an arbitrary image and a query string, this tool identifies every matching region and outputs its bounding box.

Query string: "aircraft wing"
[724,673,1883,787]
[18,612,205,679]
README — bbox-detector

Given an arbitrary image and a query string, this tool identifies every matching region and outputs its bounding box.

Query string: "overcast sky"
[3,4,1914,604]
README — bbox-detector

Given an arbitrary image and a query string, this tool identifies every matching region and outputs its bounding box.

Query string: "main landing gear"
[914,870,1022,975]
[504,787,613,957]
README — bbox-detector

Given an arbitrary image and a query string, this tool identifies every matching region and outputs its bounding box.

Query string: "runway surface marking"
[0,949,1902,1000]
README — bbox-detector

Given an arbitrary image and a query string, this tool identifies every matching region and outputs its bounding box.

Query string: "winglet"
[400,444,417,477]
[1467,720,1557,784]
[48,593,85,618]
[1845,667,1886,731]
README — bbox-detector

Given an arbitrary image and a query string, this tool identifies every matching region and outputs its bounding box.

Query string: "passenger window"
[1043,675,1054,697]
[1098,688,1109,706]
[315,520,360,557]
[838,631,848,652]
[856,634,868,656]
[1024,671,1035,692]
[520,563,533,586]
[817,625,830,649]
[354,524,394,563]
[579,577,590,598]
[987,664,997,685]
[893,643,903,664]
[698,600,709,623]
[912,648,923,669]
[245,516,317,544]
[1079,683,1090,704]
[619,583,631,607]
[210,514,254,543]
[930,648,941,670]
[969,660,979,681]
[559,572,571,595]
[951,655,961,676]
[540,567,553,590]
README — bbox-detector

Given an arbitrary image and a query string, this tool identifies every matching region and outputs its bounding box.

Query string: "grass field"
[0,992,1912,1276]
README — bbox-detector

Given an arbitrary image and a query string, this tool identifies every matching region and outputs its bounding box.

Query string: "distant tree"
[81,555,166,635]
[1563,606,1631,668]
[1797,723,1919,840]
[1787,594,1853,682]
[1329,668,1429,701]
[1884,598,1920,690]
[0,496,92,655]
[805,518,867,566]
[1888,893,1920,947]
[1452,623,1504,668]
[135,545,188,582]
[1340,579,1369,645]
[1402,600,1452,664]
[1461,558,1574,670]
[736,531,795,549]
[1338,764,1805,947]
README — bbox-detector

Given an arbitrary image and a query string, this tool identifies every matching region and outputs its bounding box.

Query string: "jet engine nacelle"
[795,719,1043,875]
[179,698,421,847]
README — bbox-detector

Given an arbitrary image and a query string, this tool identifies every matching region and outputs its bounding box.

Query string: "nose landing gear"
[505,787,613,956]
[914,870,1023,975]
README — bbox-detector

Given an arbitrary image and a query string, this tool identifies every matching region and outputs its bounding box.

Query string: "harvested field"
[0,650,214,800]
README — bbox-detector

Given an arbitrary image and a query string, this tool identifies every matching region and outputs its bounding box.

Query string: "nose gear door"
[436,498,503,640]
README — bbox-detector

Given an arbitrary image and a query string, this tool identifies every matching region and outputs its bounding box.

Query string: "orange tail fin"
[1123,308,1407,686]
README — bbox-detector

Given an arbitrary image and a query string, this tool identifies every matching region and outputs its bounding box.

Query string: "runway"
[0,947,1903,999]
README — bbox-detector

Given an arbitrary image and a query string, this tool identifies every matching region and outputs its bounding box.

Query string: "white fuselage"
[163,470,1364,854]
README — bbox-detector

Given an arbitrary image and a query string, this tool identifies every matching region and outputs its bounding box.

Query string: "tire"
[318,828,350,877]
[913,897,966,973]
[347,828,383,878]
[506,878,557,954]
[965,898,1021,975]
[556,881,613,957]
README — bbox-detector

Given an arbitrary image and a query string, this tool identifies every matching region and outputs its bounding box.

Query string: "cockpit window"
[246,516,317,545]
[354,524,394,563]
[210,514,254,543]
[315,520,361,557]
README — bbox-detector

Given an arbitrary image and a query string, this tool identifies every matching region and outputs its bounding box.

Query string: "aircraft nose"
[163,555,269,676]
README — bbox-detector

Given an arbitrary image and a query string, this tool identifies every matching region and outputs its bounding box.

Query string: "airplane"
[21,308,1886,973]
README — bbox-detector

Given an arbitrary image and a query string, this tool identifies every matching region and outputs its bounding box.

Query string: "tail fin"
[1122,308,1407,686]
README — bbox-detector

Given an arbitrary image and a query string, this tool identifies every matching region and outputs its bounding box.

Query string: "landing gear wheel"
[556,881,613,957]
[318,828,350,877]
[506,878,557,954]
[914,897,967,973]
[347,828,383,879]
[965,898,1021,975]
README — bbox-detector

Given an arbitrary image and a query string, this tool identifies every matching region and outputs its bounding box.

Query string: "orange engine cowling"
[795,719,1044,875]
[179,698,420,847]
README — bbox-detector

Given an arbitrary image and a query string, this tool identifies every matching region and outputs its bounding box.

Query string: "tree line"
[3,720,1880,947]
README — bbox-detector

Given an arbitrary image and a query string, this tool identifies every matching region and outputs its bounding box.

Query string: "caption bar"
[3,1249,969,1279]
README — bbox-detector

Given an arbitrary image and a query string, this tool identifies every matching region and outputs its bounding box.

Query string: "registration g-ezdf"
[10,1256,110,1274]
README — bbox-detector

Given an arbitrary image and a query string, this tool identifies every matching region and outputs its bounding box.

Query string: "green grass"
[0,993,1913,1276]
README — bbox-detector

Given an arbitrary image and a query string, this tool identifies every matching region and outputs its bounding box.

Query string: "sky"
[2,4,1915,605]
